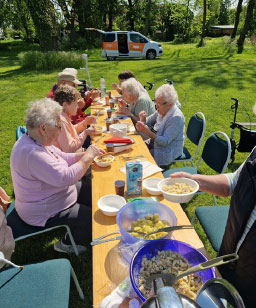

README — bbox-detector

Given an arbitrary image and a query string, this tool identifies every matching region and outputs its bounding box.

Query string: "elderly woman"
[10,98,104,254]
[53,84,96,153]
[118,77,155,124]
[136,84,185,168]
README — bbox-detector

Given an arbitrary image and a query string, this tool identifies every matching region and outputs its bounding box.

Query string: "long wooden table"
[91,99,211,308]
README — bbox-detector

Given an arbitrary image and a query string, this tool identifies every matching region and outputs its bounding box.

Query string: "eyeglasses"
[156,101,168,106]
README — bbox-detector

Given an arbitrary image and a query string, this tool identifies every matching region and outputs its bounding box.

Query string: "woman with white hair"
[10,98,105,254]
[118,77,155,124]
[136,84,185,168]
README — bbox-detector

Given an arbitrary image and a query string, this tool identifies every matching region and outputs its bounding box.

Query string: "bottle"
[100,76,106,98]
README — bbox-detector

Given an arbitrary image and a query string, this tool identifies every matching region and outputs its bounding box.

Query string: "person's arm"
[171,172,230,197]
[75,116,95,134]
[58,121,87,153]
[154,115,184,147]
[112,83,122,94]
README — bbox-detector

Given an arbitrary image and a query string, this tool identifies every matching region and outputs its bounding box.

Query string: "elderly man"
[118,78,155,124]
[136,84,185,168]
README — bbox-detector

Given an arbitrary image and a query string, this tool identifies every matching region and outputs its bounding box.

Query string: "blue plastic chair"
[195,205,229,252]
[175,112,206,167]
[0,254,84,307]
[163,131,231,205]
[6,202,79,256]
[16,126,27,141]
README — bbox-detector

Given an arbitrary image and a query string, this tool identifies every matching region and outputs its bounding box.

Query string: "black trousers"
[44,181,92,245]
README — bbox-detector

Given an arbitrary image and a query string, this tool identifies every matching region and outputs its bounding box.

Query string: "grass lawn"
[0,37,255,307]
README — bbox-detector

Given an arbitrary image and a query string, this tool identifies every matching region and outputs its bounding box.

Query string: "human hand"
[170,172,194,180]
[118,105,131,116]
[83,116,95,126]
[85,144,105,160]
[136,121,149,134]
[117,98,127,107]
[90,90,100,100]
[85,127,97,136]
[112,83,118,90]
[139,111,147,122]
[77,98,85,109]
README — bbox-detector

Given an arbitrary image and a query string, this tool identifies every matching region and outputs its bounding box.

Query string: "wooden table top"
[91,96,211,308]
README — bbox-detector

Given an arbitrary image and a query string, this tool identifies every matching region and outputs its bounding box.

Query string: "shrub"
[18,50,84,70]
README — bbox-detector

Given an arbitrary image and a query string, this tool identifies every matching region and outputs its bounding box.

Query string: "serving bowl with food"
[158,177,199,203]
[130,238,216,302]
[116,200,177,245]
[92,108,105,116]
[97,194,126,216]
[92,125,104,135]
[94,154,114,167]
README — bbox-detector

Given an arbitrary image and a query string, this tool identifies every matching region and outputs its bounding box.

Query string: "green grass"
[0,38,255,306]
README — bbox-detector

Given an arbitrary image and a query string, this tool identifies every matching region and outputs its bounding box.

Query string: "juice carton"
[126,161,143,195]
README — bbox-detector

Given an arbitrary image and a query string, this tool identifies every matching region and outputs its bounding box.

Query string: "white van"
[86,28,163,60]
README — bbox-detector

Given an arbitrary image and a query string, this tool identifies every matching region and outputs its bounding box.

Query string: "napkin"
[104,137,133,144]
[120,160,163,179]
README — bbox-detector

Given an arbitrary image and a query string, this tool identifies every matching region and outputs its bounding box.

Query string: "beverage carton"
[126,161,143,195]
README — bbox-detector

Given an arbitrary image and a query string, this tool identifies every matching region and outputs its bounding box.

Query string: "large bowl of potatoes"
[116,200,177,245]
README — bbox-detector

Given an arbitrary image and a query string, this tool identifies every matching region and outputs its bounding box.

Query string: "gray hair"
[121,78,140,99]
[25,98,63,129]
[155,84,178,106]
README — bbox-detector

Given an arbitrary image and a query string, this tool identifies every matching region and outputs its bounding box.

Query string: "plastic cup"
[105,96,110,105]
[106,143,114,152]
[113,117,119,124]
[106,119,111,131]
[115,180,125,197]
[110,101,115,109]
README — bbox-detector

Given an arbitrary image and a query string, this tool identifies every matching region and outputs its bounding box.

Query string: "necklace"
[26,133,59,160]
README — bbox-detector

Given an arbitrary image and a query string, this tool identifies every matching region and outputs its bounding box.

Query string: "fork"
[120,155,144,161]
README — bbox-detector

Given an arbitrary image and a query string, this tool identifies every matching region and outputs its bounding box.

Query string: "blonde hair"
[25,98,62,129]
[155,84,178,106]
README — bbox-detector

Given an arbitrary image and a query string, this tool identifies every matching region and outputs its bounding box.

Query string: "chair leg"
[70,266,85,300]
[65,226,79,256]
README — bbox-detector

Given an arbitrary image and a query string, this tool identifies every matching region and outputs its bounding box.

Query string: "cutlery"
[145,253,239,288]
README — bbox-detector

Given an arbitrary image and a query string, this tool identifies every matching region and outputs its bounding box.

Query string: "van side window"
[103,33,115,42]
[130,34,148,43]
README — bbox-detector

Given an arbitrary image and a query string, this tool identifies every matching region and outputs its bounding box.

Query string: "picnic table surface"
[91,92,213,307]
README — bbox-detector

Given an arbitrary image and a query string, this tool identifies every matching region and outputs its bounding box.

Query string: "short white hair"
[155,84,178,106]
[121,78,140,98]
[25,98,62,129]
[62,67,78,78]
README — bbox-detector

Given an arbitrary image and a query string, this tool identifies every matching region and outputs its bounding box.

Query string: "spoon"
[127,225,193,239]
[145,253,239,289]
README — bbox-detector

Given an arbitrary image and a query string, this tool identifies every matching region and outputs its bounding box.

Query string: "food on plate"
[95,156,113,163]
[162,182,195,194]
[130,213,170,240]
[139,250,204,300]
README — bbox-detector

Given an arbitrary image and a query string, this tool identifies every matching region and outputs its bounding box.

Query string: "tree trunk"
[127,0,135,30]
[237,0,256,53]
[198,0,207,47]
[231,0,244,40]
[144,0,152,35]
[57,0,77,42]
[183,0,191,41]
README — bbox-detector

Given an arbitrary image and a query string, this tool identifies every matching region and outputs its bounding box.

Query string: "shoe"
[54,240,86,254]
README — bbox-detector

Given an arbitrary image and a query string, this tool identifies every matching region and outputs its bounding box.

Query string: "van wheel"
[107,56,116,61]
[146,50,156,60]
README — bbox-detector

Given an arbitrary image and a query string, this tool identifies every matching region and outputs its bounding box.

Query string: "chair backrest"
[16,126,27,141]
[187,112,206,145]
[197,131,231,174]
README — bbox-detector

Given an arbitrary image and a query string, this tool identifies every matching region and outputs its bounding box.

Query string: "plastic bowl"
[97,194,126,216]
[142,177,162,195]
[93,125,103,135]
[130,238,216,302]
[94,155,114,167]
[158,177,199,203]
[116,200,177,245]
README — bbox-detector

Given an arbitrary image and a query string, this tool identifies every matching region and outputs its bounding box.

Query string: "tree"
[237,0,256,53]
[198,0,207,47]
[219,0,231,24]
[144,0,152,35]
[231,0,244,39]
[23,0,61,51]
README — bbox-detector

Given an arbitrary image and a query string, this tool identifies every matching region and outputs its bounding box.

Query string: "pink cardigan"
[10,134,84,226]
[54,111,87,153]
